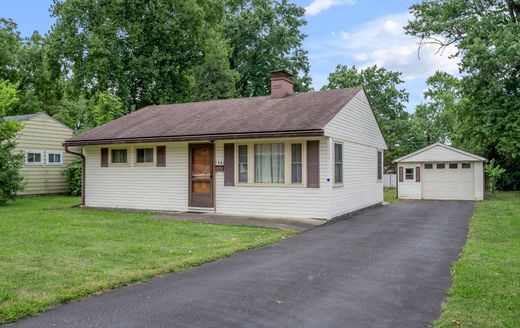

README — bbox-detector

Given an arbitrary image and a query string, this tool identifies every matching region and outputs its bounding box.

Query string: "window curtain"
[255,144,284,183]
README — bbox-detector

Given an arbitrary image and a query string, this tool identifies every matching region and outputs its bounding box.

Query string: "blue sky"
[3,0,459,112]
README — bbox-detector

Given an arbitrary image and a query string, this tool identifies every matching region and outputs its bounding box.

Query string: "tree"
[406,0,520,190]
[0,18,20,83]
[189,30,239,101]
[224,0,312,96]
[485,159,506,194]
[48,0,226,111]
[0,80,24,204]
[322,65,411,168]
[410,71,461,147]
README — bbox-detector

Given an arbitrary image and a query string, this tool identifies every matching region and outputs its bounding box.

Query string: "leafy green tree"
[322,65,411,168]
[0,80,24,204]
[87,91,124,127]
[485,159,507,194]
[410,71,461,146]
[0,18,20,83]
[189,30,239,101]
[48,0,226,111]
[224,0,312,96]
[406,0,520,190]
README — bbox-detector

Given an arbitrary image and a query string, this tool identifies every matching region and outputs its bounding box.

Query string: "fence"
[383,173,397,188]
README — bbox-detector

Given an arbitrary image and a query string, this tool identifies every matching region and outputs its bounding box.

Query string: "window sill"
[333,183,344,188]
[134,162,155,167]
[109,163,130,167]
[234,183,307,188]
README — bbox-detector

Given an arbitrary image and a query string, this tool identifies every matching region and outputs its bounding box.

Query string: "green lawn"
[436,192,520,327]
[0,196,290,324]
[384,187,398,203]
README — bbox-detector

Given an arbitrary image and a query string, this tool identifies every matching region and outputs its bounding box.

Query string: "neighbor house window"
[405,168,414,180]
[461,163,471,169]
[334,143,343,184]
[254,143,284,183]
[47,152,63,165]
[437,163,445,169]
[238,145,248,183]
[449,163,458,169]
[136,148,153,163]
[26,151,43,164]
[111,149,128,164]
[425,163,433,169]
[377,151,383,180]
[291,144,303,183]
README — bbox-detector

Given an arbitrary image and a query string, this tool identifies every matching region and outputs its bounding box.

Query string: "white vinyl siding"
[324,90,386,217]
[397,161,485,201]
[398,144,484,163]
[397,163,422,199]
[14,114,76,195]
[330,140,384,217]
[216,137,330,219]
[84,143,188,211]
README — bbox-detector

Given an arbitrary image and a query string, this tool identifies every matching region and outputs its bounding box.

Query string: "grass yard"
[384,187,398,203]
[0,196,290,324]
[436,192,520,327]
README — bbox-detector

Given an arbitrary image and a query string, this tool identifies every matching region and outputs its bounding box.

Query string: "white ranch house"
[64,71,387,219]
[394,143,486,201]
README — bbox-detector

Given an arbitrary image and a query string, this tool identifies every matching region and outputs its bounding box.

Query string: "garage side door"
[422,163,474,200]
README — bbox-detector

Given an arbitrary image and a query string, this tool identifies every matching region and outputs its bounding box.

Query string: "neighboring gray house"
[64,71,388,219]
[394,143,486,201]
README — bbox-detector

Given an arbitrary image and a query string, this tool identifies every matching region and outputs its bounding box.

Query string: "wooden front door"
[189,144,213,207]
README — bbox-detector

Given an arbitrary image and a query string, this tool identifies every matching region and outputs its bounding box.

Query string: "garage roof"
[394,143,487,163]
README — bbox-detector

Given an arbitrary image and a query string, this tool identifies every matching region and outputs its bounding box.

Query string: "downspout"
[64,145,86,207]
[396,164,399,199]
[209,139,216,214]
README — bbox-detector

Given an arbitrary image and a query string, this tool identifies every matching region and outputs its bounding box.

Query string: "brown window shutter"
[101,148,108,167]
[224,143,235,186]
[398,166,403,182]
[156,146,166,167]
[416,166,420,182]
[307,140,320,188]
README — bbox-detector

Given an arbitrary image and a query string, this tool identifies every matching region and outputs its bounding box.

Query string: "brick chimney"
[270,70,294,98]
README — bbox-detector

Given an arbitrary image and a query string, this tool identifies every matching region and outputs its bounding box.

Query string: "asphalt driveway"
[7,200,474,328]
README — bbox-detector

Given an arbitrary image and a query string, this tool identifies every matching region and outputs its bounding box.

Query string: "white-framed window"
[238,145,248,183]
[449,163,458,169]
[136,148,154,164]
[110,148,128,164]
[425,163,433,169]
[235,141,306,186]
[291,144,303,183]
[334,143,343,184]
[47,151,63,165]
[436,163,446,169]
[461,163,471,169]
[405,168,414,180]
[26,150,44,165]
[254,143,285,183]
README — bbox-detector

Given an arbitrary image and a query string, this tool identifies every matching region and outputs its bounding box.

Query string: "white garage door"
[422,163,474,200]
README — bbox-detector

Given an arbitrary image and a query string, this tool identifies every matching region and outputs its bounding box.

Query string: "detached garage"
[395,143,486,201]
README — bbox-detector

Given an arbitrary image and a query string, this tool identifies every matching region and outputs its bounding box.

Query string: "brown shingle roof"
[64,88,362,146]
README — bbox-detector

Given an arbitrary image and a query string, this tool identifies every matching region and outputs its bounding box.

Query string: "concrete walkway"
[154,212,326,232]
[6,200,474,328]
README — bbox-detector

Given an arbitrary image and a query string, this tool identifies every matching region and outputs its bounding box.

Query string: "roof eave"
[63,129,325,147]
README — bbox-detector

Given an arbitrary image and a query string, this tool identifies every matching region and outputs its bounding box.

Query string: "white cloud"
[305,0,356,16]
[314,12,460,82]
